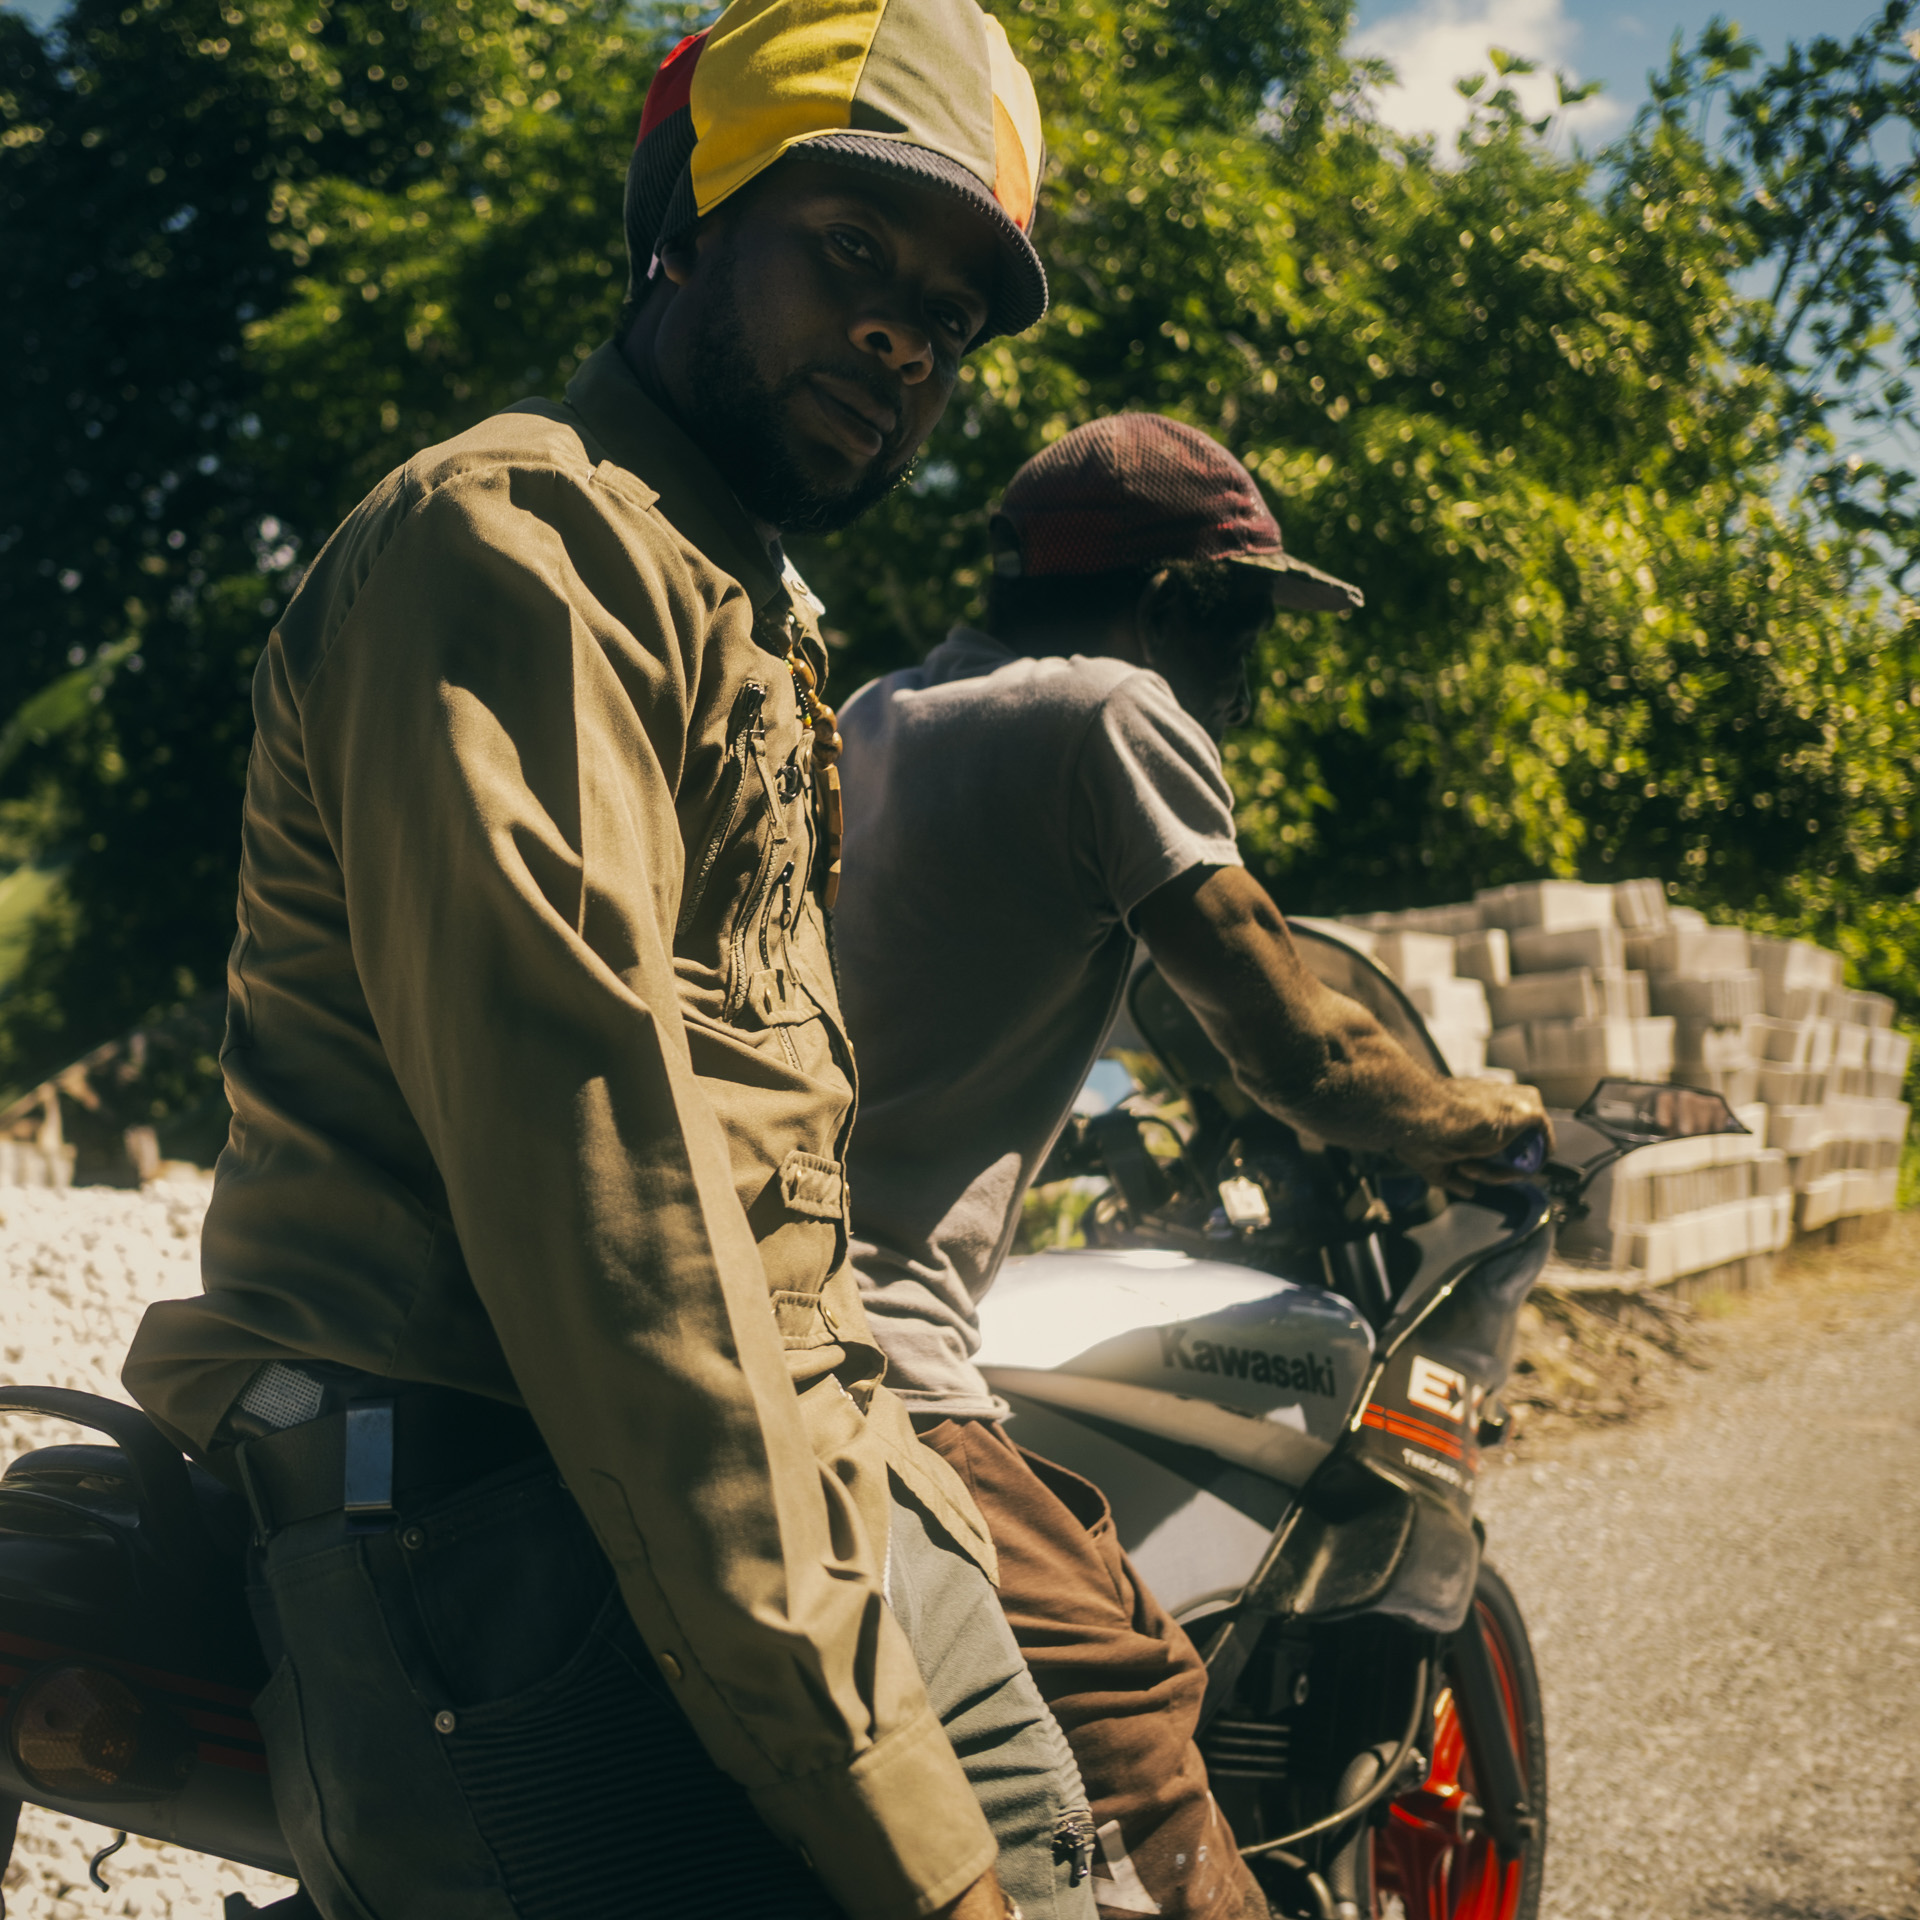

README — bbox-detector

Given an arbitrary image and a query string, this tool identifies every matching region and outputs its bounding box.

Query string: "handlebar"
[1481,1124,1549,1178]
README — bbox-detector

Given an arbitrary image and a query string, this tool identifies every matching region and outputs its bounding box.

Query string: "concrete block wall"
[1340,877,1911,1291]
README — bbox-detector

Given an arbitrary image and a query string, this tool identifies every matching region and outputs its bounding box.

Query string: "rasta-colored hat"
[626,0,1047,342]
[992,414,1364,613]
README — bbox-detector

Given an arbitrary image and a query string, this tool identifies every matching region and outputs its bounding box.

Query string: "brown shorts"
[919,1417,1266,1920]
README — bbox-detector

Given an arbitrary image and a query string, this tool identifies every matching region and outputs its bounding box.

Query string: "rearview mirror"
[1574,1079,1749,1143]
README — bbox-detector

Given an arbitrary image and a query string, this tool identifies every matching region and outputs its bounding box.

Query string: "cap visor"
[799,132,1047,342]
[1228,549,1364,612]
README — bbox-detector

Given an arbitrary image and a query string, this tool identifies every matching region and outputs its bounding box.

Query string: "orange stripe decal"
[1362,1406,1466,1460]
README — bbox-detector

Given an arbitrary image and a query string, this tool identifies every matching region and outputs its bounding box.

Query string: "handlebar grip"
[1488,1124,1549,1177]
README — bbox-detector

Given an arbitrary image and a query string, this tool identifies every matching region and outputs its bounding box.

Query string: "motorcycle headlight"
[10,1665,193,1799]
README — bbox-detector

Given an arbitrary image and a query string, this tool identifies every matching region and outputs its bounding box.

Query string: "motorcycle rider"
[833,414,1550,1920]
[122,5,1096,1916]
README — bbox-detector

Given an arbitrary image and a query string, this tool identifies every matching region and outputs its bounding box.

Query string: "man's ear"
[658,234,700,287]
[1135,568,1179,656]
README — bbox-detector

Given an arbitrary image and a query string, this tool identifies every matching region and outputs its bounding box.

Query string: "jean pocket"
[391,1462,616,1711]
[441,1600,839,1920]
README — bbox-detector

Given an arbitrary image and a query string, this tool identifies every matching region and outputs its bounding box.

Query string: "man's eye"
[828,228,878,265]
[931,306,973,343]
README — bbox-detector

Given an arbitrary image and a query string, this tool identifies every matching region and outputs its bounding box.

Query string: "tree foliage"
[2,0,1919,1113]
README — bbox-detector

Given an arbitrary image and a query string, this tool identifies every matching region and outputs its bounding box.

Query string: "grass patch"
[1899,1125,1920,1211]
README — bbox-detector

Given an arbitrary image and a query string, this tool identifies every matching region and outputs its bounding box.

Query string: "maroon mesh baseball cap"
[990,413,1362,612]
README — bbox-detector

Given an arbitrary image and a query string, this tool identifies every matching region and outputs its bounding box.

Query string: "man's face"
[651,158,1001,533]
[1143,572,1276,741]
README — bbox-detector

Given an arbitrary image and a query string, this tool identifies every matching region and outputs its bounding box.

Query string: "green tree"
[3,0,1920,1123]
[0,0,666,1095]
[799,1,1920,1009]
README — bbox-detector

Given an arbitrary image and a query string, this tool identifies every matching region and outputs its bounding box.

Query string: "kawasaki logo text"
[1159,1327,1336,1396]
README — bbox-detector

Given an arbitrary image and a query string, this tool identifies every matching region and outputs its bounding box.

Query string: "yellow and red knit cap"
[626,0,1047,341]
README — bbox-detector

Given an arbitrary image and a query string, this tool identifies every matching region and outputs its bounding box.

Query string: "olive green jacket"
[123,343,997,1920]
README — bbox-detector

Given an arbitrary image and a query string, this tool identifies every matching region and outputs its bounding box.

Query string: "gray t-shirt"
[836,627,1243,1416]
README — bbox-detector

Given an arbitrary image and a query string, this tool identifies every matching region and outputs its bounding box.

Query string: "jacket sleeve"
[296,462,995,1920]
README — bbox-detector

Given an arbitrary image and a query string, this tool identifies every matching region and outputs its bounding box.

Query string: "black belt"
[212,1387,548,1539]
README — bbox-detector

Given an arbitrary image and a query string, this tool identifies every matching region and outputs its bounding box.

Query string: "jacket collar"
[564,342,784,611]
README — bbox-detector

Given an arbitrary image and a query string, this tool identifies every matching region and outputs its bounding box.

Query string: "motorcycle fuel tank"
[977,1250,1375,1621]
[977,1247,1375,1444]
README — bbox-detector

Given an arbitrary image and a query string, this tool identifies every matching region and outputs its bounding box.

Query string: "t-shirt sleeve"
[1074,667,1243,926]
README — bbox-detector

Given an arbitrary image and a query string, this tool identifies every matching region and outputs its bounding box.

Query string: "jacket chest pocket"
[727,735,816,1034]
[677,680,822,1048]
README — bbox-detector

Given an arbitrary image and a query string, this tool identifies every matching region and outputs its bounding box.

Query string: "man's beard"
[681,250,917,535]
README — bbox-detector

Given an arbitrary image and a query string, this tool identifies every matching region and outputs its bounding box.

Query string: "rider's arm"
[1135,864,1547,1184]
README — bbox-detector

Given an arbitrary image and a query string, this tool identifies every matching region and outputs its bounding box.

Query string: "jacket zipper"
[676,680,767,940]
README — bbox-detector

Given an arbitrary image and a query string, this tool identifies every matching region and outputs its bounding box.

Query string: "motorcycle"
[0,923,1746,1920]
[975,924,1752,1920]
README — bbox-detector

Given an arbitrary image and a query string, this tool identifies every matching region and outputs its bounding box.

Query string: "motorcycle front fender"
[1248,1456,1481,1636]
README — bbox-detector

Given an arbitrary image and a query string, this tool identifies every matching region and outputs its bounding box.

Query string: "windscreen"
[1127,921,1449,1096]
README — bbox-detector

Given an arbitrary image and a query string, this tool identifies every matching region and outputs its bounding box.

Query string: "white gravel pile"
[0,1180,296,1918]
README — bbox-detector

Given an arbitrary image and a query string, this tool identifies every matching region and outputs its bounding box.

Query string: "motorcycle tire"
[1361,1562,1546,1920]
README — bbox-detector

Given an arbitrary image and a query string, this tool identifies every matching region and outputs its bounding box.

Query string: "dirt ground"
[0,1184,1912,1917]
[1502,1215,1920,1448]
[1481,1210,1920,1919]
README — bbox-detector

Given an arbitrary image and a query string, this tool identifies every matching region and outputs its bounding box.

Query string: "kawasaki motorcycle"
[0,924,1744,1920]
[977,926,1749,1920]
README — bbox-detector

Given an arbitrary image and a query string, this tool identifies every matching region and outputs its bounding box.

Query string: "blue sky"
[0,0,1832,142]
[1351,0,1819,146]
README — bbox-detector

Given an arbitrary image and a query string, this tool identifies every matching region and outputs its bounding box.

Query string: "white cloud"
[1350,0,1628,149]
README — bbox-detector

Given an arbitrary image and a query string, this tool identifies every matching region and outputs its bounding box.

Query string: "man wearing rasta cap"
[123,2,1092,1916]
[833,415,1550,1920]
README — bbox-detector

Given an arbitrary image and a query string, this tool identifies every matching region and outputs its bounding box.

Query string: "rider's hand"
[935,1868,1016,1920]
[1401,1080,1553,1197]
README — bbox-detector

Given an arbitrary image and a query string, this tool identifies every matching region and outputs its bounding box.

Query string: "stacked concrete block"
[1483,899,1657,1103]
[1867,1027,1913,1100]
[1343,923,1497,1078]
[1405,976,1492,1078]
[1618,922,1762,1105]
[1821,1022,1910,1100]
[0,1139,73,1188]
[1370,930,1457,988]
[1800,1165,1901,1232]
[1611,877,1671,932]
[1752,936,1843,1015]
[1489,967,1643,1026]
[1344,902,1485,938]
[1627,924,1752,978]
[1451,927,1511,987]
[1555,1127,1794,1284]
[1489,1014,1675,1109]
[1773,1097,1910,1232]
[1508,924,1625,974]
[1318,875,1909,1257]
[1648,971,1763,1024]
[1475,880,1617,933]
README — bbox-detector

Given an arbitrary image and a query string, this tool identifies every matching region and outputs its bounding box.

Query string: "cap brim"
[1227,549,1364,613]
[799,132,1048,344]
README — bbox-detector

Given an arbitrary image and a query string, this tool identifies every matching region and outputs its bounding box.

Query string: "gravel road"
[2,1183,1916,1918]
[0,1181,294,1919]
[1479,1219,1920,1920]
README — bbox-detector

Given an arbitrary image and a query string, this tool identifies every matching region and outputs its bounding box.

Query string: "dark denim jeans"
[248,1455,1093,1919]
[248,1456,845,1919]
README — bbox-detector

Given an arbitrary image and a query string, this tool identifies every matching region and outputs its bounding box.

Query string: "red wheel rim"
[1365,1603,1529,1920]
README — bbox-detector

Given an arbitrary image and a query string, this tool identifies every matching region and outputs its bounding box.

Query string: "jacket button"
[401,1526,426,1550]
[434,1711,457,1735]
[658,1653,683,1682]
